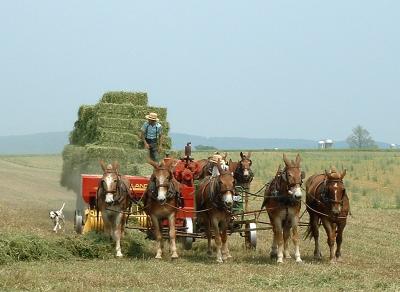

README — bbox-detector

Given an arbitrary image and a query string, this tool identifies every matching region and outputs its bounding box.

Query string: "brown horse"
[261,154,305,263]
[143,158,181,259]
[97,161,131,257]
[305,167,350,263]
[229,151,254,211]
[196,161,235,263]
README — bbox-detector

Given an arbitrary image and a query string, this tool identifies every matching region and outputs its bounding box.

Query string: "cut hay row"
[0,232,150,265]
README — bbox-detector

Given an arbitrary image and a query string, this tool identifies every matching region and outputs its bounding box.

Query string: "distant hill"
[170,133,392,150]
[0,131,394,154]
[0,132,69,154]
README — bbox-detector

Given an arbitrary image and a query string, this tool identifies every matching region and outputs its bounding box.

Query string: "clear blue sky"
[0,1,399,143]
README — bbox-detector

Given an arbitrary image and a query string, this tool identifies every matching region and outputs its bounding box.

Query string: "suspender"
[145,123,158,140]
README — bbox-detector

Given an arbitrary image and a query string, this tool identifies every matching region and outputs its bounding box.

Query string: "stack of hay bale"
[61,91,171,196]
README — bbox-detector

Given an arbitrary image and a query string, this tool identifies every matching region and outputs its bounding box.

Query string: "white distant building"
[390,143,397,149]
[318,139,334,149]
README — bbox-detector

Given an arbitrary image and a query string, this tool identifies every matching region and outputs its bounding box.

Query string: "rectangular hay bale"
[100,91,148,105]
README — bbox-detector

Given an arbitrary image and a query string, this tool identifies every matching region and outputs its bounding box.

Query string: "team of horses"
[97,153,350,263]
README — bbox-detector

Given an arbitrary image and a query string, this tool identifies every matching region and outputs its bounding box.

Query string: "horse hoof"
[314,251,322,260]
[277,258,283,264]
[330,259,337,264]
[270,253,277,260]
[336,256,343,262]
[284,254,291,259]
[116,252,123,258]
[216,258,223,263]
[207,250,213,256]
[155,255,162,259]
[171,254,179,260]
[296,258,303,263]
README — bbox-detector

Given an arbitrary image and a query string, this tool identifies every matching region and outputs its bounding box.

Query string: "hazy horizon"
[1,1,399,144]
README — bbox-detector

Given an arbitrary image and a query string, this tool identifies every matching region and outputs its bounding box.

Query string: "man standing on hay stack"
[141,112,163,162]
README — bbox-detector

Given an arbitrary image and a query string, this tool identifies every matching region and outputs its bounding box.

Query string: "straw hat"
[210,154,223,164]
[145,112,159,121]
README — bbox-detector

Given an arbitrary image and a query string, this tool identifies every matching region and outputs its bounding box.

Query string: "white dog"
[49,202,65,233]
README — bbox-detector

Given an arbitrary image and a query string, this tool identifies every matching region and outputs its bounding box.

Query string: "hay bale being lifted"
[60,91,172,204]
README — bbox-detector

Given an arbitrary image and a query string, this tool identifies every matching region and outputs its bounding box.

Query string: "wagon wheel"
[183,217,194,250]
[74,210,83,234]
[245,222,257,249]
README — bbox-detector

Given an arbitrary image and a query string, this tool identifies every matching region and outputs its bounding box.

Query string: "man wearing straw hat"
[209,152,228,177]
[140,112,163,162]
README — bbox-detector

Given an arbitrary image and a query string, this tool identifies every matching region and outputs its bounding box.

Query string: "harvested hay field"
[0,152,399,291]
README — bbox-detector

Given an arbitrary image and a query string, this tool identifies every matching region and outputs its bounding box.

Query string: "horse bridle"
[321,178,347,205]
[234,158,253,183]
[98,172,125,204]
[149,168,180,201]
[208,174,235,210]
[280,166,305,191]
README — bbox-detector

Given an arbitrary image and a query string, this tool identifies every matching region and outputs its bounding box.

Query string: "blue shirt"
[141,121,162,140]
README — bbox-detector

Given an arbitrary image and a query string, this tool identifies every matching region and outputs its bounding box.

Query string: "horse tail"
[304,215,320,240]
[261,197,267,209]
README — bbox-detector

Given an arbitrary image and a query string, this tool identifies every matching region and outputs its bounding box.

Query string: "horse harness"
[311,177,347,207]
[267,166,304,206]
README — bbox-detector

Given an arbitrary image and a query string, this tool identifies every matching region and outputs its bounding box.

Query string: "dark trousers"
[146,139,159,162]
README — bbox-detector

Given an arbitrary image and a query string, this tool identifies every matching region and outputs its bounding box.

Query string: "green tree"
[195,144,217,150]
[346,125,377,149]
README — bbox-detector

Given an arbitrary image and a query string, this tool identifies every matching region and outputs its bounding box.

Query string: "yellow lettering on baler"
[131,183,148,191]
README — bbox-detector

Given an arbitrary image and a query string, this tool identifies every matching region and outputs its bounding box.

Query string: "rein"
[303,200,348,220]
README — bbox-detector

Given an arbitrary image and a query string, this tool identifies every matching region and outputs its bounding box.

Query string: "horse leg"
[221,221,232,260]
[113,214,123,257]
[335,221,347,262]
[321,218,336,263]
[120,214,127,240]
[212,217,223,263]
[292,217,302,263]
[272,217,284,263]
[283,226,291,259]
[168,212,178,259]
[310,212,322,260]
[268,214,277,259]
[206,217,212,256]
[151,215,163,259]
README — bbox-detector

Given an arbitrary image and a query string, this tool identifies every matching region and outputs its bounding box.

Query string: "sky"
[0,1,399,143]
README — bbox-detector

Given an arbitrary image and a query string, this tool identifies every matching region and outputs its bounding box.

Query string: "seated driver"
[209,153,228,177]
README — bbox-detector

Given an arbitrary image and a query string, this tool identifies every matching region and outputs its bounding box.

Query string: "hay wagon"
[74,147,257,249]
